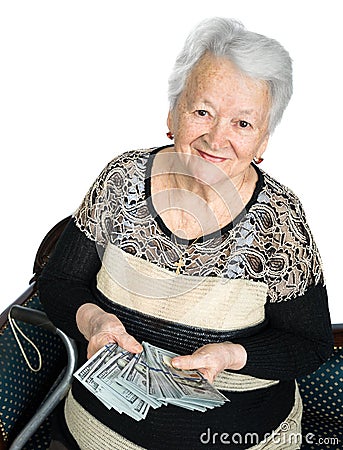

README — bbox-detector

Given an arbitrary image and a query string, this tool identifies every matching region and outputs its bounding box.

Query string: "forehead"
[182,52,270,111]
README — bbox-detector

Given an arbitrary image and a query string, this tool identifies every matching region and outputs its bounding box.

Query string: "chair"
[0,216,342,449]
[0,216,77,450]
[297,326,343,449]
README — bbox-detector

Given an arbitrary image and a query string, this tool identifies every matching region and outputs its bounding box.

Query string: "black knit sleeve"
[231,283,333,380]
[38,218,102,341]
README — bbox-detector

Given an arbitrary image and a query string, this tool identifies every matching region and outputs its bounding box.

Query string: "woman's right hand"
[76,303,143,359]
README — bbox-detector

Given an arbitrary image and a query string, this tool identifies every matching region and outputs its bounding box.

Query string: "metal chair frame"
[8,306,77,450]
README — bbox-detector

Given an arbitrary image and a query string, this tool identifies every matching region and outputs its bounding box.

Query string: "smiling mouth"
[196,149,228,163]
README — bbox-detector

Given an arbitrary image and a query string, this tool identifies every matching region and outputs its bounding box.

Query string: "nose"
[206,119,231,151]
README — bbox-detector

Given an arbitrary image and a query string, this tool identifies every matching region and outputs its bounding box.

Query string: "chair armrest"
[9,305,57,335]
[0,285,36,330]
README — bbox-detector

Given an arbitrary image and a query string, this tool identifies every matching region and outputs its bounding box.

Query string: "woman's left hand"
[171,342,247,383]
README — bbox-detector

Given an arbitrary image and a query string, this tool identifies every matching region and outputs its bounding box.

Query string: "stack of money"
[74,342,229,421]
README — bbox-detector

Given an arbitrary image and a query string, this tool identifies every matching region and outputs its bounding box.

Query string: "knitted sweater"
[39,146,333,449]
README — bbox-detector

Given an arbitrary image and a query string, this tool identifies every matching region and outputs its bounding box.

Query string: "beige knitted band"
[65,391,145,450]
[97,244,268,331]
[213,371,279,392]
[65,384,302,450]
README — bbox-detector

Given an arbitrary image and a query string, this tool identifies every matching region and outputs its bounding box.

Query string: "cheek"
[174,114,206,144]
[235,134,265,158]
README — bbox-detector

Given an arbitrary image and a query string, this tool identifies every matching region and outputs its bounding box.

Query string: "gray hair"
[168,17,293,133]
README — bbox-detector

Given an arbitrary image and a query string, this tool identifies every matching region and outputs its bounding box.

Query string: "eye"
[239,120,251,128]
[195,110,209,117]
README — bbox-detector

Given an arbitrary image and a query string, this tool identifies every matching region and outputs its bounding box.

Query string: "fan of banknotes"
[74,342,229,421]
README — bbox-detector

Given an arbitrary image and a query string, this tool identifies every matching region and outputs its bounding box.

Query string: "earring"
[166,131,174,140]
[253,157,264,164]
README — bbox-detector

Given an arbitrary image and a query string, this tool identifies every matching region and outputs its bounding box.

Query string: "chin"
[174,147,235,186]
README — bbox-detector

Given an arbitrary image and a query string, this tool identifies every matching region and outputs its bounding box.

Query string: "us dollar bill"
[74,341,229,420]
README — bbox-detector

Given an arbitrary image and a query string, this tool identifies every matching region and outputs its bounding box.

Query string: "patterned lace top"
[74,146,323,304]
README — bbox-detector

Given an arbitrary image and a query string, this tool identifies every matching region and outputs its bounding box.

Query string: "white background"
[1,0,342,322]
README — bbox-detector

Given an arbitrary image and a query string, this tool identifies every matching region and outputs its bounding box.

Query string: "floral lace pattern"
[74,147,323,303]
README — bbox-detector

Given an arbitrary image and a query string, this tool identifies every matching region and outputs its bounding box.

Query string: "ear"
[167,110,174,133]
[256,133,269,159]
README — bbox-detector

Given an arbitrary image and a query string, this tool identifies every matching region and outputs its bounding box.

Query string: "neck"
[151,148,257,239]
[170,168,249,204]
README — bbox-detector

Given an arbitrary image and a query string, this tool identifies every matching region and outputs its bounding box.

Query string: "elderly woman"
[39,17,333,450]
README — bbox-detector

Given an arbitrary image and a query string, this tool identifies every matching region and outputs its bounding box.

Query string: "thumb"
[171,354,202,371]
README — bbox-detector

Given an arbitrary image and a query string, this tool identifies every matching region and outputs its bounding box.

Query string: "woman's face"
[168,52,271,186]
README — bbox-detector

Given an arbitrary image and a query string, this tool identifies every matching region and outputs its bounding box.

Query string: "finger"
[171,353,206,371]
[115,331,143,354]
[87,334,113,358]
[198,368,215,384]
[171,355,218,383]
[87,333,142,358]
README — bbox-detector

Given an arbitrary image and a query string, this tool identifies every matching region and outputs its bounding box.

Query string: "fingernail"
[172,359,181,368]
